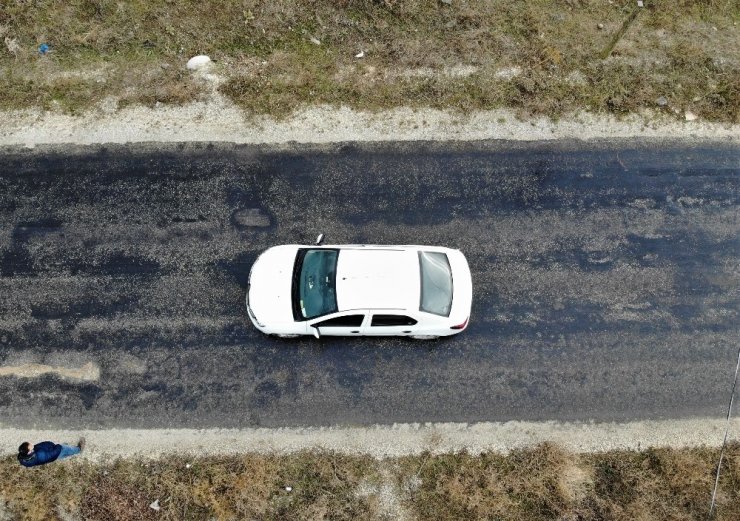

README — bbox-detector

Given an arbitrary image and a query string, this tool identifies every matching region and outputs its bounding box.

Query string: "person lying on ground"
[17,438,85,467]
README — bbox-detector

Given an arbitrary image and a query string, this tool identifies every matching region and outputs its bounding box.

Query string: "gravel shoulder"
[1,103,738,147]
[2,418,739,460]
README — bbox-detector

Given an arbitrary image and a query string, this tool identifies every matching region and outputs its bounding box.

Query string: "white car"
[246,236,472,339]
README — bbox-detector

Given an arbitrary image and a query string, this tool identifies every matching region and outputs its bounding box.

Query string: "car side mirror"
[315,233,324,245]
[312,325,320,339]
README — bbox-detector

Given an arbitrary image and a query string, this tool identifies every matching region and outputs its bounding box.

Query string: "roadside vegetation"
[0,443,738,520]
[0,0,737,122]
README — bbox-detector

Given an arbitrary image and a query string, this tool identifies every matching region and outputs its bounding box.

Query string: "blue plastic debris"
[38,43,50,55]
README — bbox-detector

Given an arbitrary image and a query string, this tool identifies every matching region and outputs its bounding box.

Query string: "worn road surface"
[0,140,737,429]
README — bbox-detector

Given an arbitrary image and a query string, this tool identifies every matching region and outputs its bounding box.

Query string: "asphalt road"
[0,140,737,429]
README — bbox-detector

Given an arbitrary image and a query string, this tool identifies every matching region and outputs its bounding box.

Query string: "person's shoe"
[78,437,86,451]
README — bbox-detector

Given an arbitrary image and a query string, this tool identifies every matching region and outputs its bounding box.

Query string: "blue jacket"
[18,441,62,467]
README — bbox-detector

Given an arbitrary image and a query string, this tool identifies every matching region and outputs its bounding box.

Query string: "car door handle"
[351,330,360,333]
[402,330,411,333]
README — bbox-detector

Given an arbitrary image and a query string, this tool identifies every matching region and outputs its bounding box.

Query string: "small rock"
[186,55,211,70]
[285,486,293,492]
[655,96,668,107]
[149,499,160,511]
[355,50,364,58]
[637,0,644,7]
[185,463,191,468]
[684,111,698,121]
[309,37,321,45]
[597,23,604,30]
[440,0,452,4]
[692,96,700,102]
[160,63,171,69]
[4,36,20,56]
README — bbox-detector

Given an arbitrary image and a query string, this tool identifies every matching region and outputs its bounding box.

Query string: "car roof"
[335,248,420,312]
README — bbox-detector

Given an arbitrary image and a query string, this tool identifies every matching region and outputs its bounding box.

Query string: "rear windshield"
[292,249,338,320]
[419,251,453,316]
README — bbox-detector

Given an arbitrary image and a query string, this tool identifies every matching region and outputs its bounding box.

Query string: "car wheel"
[410,335,439,340]
[275,334,300,339]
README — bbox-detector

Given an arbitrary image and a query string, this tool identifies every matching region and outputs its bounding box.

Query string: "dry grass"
[0,443,738,520]
[397,443,575,520]
[0,451,378,520]
[0,1,737,121]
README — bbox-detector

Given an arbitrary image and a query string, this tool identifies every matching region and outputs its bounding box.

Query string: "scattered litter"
[186,55,211,70]
[597,23,604,30]
[684,111,698,121]
[655,96,668,107]
[285,486,293,492]
[185,463,192,468]
[309,37,321,45]
[4,36,20,56]
[440,0,453,4]
[38,43,50,55]
[149,499,161,511]
[637,0,644,7]
[355,50,364,58]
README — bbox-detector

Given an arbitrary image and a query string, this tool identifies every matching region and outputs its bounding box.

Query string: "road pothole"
[232,208,271,228]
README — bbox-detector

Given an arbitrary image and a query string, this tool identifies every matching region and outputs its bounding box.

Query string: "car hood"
[248,246,298,324]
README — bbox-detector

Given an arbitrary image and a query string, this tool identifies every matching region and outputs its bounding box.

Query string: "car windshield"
[419,251,453,316]
[293,249,338,319]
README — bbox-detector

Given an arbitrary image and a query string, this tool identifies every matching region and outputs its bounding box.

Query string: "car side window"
[315,315,364,327]
[371,314,418,327]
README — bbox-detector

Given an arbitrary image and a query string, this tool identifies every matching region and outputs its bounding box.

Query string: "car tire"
[410,335,439,340]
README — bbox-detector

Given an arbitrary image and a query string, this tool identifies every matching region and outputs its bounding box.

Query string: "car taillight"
[450,317,468,330]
